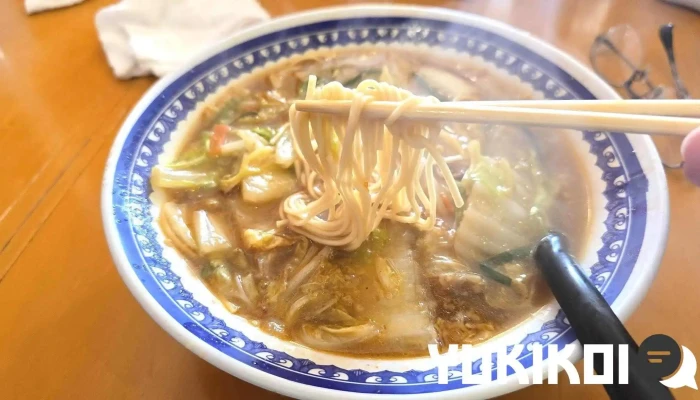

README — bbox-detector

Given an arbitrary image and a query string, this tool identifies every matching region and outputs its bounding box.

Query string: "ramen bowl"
[102,5,669,399]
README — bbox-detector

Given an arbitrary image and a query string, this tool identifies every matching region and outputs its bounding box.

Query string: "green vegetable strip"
[167,134,213,169]
[252,127,275,141]
[478,246,533,286]
[151,166,217,190]
[214,100,239,125]
[166,155,209,169]
[479,263,512,286]
[236,112,259,122]
[482,246,532,267]
[411,73,448,101]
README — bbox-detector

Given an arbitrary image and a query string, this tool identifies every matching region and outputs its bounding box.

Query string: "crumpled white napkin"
[95,0,269,79]
[661,0,700,12]
[25,0,84,14]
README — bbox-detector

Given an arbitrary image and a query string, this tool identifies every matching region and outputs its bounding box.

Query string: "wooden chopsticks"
[293,99,700,137]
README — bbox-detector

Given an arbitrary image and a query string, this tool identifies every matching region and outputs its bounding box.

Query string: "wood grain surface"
[0,0,698,399]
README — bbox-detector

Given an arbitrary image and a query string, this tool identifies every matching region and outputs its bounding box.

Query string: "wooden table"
[1,0,698,398]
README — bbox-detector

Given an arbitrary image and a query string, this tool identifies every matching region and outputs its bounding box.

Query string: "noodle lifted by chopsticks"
[280,76,464,250]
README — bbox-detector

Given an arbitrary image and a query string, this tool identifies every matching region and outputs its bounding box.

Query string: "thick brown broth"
[152,48,591,358]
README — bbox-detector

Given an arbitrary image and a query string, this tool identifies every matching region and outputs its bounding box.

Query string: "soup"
[150,48,590,357]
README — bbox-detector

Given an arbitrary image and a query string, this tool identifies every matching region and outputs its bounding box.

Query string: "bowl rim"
[101,4,670,399]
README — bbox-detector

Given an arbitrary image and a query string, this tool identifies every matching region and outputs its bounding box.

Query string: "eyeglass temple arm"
[659,23,690,99]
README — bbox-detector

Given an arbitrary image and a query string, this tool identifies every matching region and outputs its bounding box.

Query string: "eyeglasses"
[590,24,690,168]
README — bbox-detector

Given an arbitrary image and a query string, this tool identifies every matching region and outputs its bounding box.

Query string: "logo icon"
[638,334,697,390]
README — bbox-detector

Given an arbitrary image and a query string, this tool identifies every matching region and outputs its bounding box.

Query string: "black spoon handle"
[534,233,673,400]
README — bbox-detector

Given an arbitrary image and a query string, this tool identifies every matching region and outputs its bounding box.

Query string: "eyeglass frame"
[589,34,665,100]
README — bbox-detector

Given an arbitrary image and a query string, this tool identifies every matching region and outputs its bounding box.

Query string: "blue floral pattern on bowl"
[107,16,648,394]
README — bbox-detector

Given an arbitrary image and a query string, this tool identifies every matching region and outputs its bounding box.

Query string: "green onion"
[478,246,532,286]
[236,112,259,123]
[411,73,448,101]
[479,263,512,286]
[483,246,532,266]
[251,126,275,141]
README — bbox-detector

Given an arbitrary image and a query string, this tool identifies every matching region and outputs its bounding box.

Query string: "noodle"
[281,76,464,250]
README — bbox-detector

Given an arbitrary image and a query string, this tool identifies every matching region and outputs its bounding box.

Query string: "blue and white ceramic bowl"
[102,6,669,399]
